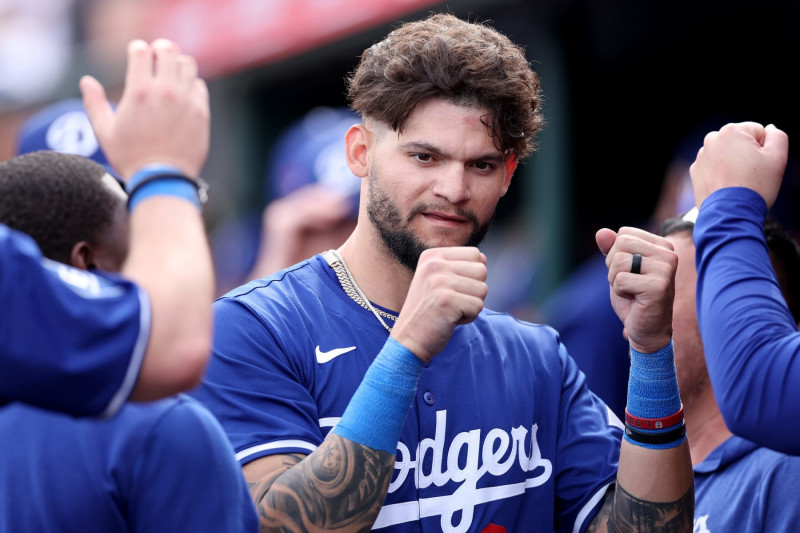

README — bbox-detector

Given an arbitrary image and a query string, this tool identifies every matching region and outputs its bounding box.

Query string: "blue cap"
[15,98,122,183]
[266,106,362,216]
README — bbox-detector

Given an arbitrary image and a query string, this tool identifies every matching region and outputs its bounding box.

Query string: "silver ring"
[631,253,642,275]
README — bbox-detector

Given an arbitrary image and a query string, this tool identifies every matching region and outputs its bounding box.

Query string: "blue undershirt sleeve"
[694,188,800,454]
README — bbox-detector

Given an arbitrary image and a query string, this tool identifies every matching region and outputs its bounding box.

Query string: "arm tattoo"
[251,435,395,532]
[587,482,694,533]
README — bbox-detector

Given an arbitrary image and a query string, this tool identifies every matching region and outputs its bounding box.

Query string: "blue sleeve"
[128,396,258,532]
[554,342,622,533]
[694,188,800,454]
[189,297,323,464]
[0,224,149,418]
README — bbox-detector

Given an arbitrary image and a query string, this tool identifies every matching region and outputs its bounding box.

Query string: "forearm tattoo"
[249,434,395,532]
[588,482,694,532]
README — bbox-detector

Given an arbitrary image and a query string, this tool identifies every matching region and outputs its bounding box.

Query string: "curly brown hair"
[347,13,544,160]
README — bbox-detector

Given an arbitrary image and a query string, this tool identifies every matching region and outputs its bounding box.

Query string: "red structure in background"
[144,0,445,78]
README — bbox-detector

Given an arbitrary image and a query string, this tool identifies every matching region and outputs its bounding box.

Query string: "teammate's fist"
[689,121,788,209]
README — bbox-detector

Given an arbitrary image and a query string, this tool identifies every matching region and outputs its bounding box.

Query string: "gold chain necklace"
[322,249,397,332]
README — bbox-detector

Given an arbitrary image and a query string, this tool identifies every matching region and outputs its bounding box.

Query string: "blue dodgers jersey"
[0,224,149,417]
[0,394,258,532]
[193,254,623,533]
[693,435,800,532]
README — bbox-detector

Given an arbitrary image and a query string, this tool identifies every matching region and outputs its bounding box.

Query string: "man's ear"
[345,124,371,178]
[501,156,518,196]
[69,241,94,271]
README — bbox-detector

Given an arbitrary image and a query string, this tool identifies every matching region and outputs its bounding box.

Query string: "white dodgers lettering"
[376,409,552,532]
[693,515,711,533]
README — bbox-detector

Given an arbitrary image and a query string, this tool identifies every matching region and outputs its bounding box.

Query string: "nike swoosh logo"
[315,345,357,364]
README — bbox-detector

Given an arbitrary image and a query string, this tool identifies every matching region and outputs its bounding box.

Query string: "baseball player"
[192,13,694,532]
[1,38,213,417]
[0,150,257,532]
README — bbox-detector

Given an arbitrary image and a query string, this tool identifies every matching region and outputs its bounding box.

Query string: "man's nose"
[431,164,470,204]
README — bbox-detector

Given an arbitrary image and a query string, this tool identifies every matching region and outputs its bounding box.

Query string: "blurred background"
[2,0,799,316]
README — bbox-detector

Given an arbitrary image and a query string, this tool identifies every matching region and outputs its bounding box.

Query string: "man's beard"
[366,167,494,270]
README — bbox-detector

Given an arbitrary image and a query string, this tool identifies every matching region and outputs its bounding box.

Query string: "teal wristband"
[332,337,423,453]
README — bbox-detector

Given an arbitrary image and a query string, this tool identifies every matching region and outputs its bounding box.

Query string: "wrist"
[625,339,684,450]
[628,334,672,355]
[126,164,208,212]
[331,337,423,453]
[389,331,431,364]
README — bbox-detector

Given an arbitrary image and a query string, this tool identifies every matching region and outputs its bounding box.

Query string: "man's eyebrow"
[401,141,505,163]
[401,141,444,155]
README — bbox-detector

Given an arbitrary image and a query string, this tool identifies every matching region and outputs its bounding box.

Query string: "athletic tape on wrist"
[332,337,423,453]
[126,164,201,211]
[625,340,685,449]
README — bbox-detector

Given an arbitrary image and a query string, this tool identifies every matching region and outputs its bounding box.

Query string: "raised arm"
[689,122,800,454]
[82,38,214,401]
[591,227,694,532]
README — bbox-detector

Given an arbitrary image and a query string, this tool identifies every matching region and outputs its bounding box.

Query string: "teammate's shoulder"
[114,395,187,425]
[128,394,226,441]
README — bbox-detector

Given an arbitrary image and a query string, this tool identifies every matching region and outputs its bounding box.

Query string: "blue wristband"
[625,340,685,450]
[126,164,202,212]
[332,337,423,453]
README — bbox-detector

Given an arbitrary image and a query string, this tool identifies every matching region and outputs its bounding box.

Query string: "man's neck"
[683,387,733,466]
[336,224,415,313]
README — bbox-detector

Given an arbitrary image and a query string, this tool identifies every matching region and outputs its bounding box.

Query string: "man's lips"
[421,211,470,224]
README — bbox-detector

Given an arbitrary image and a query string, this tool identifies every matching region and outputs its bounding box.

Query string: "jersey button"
[423,391,435,405]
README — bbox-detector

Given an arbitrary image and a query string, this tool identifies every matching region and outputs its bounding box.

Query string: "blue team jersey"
[693,435,800,532]
[0,394,258,532]
[0,223,149,417]
[694,188,800,454]
[192,254,623,533]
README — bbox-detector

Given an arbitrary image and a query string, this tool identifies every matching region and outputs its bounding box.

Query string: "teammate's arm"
[590,227,694,532]
[81,38,214,401]
[690,123,800,454]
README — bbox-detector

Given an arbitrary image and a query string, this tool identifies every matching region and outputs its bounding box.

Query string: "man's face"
[364,98,515,269]
[666,230,710,404]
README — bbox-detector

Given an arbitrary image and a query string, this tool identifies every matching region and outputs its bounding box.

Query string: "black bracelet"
[624,421,686,445]
[126,173,209,209]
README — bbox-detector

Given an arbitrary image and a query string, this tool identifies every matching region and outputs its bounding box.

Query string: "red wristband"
[625,405,684,430]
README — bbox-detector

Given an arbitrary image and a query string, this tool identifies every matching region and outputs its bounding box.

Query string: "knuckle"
[133,87,149,104]
[158,85,180,103]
